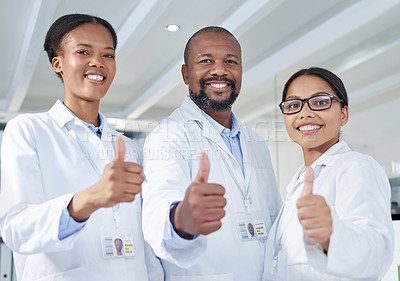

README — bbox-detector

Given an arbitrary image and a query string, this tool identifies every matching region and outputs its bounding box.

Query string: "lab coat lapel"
[199,121,233,157]
[181,96,237,158]
[180,96,245,185]
[49,101,119,176]
[101,121,124,161]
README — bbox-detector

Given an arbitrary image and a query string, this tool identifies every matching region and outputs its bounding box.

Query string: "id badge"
[235,212,267,242]
[100,226,135,258]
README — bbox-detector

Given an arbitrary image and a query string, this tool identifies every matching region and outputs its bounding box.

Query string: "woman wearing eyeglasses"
[263,67,394,281]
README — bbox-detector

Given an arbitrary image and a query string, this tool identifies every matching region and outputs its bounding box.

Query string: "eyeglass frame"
[278,94,345,115]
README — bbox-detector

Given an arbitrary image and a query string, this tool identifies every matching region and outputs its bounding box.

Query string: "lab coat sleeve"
[143,239,165,281]
[306,156,394,280]
[141,122,206,267]
[0,116,83,254]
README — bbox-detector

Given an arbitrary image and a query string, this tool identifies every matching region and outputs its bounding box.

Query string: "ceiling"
[1,0,400,136]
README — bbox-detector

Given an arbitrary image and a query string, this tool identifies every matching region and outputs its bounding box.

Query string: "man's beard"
[189,77,239,111]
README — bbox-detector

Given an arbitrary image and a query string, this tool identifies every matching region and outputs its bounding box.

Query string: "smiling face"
[51,23,116,105]
[284,75,348,161]
[182,32,242,112]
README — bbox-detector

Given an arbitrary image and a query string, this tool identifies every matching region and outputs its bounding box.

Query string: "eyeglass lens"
[281,95,332,114]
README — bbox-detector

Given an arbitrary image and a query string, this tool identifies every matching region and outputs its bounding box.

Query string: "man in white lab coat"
[142,26,282,281]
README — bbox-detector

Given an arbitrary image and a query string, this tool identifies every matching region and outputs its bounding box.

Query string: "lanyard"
[65,123,121,228]
[195,120,251,214]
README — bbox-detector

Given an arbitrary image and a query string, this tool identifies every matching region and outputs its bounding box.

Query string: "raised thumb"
[114,136,126,162]
[302,166,314,196]
[195,152,210,183]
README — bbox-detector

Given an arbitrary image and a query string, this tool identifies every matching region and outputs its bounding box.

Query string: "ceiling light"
[166,24,180,32]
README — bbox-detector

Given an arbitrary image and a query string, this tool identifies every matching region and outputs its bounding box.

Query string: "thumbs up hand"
[68,136,144,222]
[172,152,227,236]
[297,167,332,251]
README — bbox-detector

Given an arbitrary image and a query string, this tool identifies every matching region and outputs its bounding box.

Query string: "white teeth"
[299,125,321,131]
[210,83,227,89]
[86,75,104,81]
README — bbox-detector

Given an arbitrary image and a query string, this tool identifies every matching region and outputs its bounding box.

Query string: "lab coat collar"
[179,96,248,161]
[180,96,230,149]
[48,100,75,128]
[180,96,211,125]
[311,140,351,168]
[289,140,351,194]
[179,96,248,184]
[48,100,123,140]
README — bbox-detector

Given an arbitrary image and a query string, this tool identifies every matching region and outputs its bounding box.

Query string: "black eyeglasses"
[279,95,344,115]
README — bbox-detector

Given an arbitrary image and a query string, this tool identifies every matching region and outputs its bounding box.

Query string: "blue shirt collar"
[201,110,241,137]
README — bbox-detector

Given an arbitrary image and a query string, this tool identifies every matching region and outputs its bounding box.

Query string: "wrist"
[68,189,98,222]
[170,203,195,240]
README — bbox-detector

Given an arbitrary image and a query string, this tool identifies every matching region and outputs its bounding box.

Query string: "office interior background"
[0,0,399,280]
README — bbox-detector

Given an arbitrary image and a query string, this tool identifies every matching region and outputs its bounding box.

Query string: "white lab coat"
[0,101,163,281]
[142,96,282,281]
[263,141,394,281]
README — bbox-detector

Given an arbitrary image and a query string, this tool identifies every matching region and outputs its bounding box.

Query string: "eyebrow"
[75,43,115,51]
[286,91,330,100]
[227,54,240,60]
[197,53,240,59]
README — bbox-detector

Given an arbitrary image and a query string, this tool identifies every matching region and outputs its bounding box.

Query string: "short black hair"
[44,13,117,81]
[282,67,349,106]
[183,26,239,65]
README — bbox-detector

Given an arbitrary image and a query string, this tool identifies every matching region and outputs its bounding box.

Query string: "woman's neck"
[302,140,339,167]
[63,98,100,126]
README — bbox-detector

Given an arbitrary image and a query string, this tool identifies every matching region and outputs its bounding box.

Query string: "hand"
[297,167,332,251]
[173,152,226,236]
[68,136,144,221]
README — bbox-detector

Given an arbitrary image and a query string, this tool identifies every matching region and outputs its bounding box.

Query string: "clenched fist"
[68,136,144,222]
[172,152,227,236]
[297,167,332,252]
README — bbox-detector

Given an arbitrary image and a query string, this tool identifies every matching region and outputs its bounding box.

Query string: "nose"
[299,101,315,118]
[88,55,104,68]
[209,60,228,76]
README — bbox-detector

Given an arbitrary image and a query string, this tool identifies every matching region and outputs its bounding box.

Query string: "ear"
[340,106,349,126]
[51,57,62,74]
[181,64,189,85]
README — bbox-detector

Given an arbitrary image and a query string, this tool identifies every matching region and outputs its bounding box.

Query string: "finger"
[193,183,225,196]
[301,166,314,196]
[198,220,223,235]
[124,162,143,174]
[303,227,332,244]
[298,203,327,220]
[117,193,136,203]
[123,173,145,185]
[199,208,226,220]
[114,136,126,162]
[193,194,227,209]
[119,183,142,196]
[195,152,210,183]
[299,217,330,230]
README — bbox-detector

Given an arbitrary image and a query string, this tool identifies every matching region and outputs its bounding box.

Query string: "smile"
[209,82,228,89]
[298,124,322,132]
[85,74,105,81]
